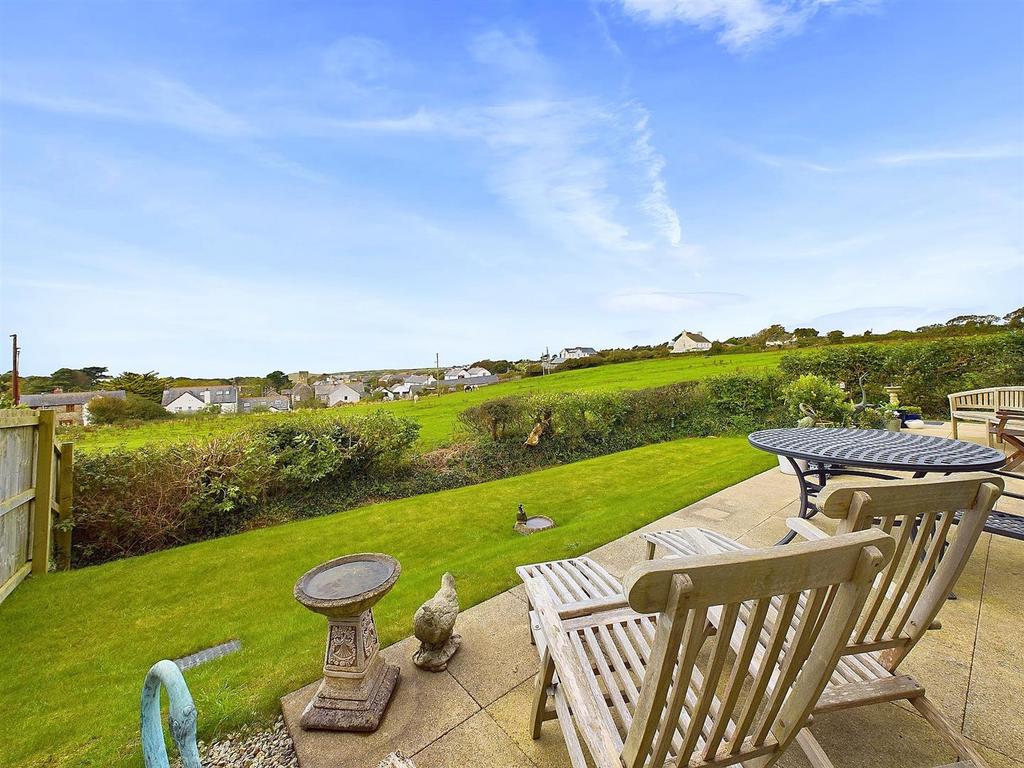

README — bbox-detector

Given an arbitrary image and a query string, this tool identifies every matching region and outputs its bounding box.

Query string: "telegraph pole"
[435,353,440,397]
[9,333,20,404]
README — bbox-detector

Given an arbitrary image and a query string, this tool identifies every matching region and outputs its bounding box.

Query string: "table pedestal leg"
[778,456,818,545]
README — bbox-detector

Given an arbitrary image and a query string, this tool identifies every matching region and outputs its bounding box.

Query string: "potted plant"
[779,375,854,474]
[879,401,902,431]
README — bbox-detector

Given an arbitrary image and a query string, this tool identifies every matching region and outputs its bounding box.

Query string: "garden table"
[747,427,1012,543]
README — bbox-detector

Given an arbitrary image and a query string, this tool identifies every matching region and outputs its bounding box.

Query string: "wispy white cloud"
[0,72,252,138]
[606,289,745,312]
[632,107,684,246]
[873,144,1024,166]
[726,141,839,172]
[304,32,688,257]
[614,0,867,50]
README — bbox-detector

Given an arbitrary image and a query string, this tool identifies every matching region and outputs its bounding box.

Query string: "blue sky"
[1,0,1022,376]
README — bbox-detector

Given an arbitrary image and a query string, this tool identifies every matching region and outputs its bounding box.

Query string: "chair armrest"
[531,586,624,766]
[785,517,830,541]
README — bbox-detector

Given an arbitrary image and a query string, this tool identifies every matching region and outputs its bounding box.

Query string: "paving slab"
[281,635,480,768]
[486,678,578,768]
[775,703,957,767]
[964,533,1024,757]
[410,710,536,768]
[445,589,539,708]
[893,534,989,725]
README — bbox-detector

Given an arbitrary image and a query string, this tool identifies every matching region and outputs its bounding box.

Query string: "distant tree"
[81,366,110,385]
[85,396,130,424]
[793,328,819,338]
[470,359,511,374]
[826,330,845,344]
[749,324,789,347]
[1004,306,1024,327]
[945,314,999,327]
[49,368,92,391]
[105,371,167,402]
[915,324,943,333]
[266,370,290,392]
[126,394,172,420]
[863,330,873,337]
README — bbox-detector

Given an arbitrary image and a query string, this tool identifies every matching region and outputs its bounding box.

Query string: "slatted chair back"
[619,529,894,768]
[817,473,1003,669]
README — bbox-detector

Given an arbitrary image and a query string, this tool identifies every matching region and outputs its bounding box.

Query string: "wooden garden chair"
[525,529,894,768]
[641,473,1004,767]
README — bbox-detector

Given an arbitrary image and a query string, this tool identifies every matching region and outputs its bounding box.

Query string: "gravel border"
[172,717,297,768]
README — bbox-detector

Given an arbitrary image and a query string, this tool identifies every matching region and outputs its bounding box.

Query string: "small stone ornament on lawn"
[412,572,461,672]
[513,503,555,535]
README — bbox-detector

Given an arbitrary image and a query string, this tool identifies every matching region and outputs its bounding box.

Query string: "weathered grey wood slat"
[0,409,71,603]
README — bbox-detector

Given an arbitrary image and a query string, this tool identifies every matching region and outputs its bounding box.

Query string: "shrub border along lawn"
[0,437,774,768]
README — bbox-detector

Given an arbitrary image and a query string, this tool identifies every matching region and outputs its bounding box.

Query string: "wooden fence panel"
[0,408,71,604]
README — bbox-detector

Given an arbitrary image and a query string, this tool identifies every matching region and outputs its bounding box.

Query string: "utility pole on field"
[435,352,440,397]
[9,334,20,404]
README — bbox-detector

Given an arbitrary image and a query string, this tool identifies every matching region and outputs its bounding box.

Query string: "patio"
[281,421,1024,768]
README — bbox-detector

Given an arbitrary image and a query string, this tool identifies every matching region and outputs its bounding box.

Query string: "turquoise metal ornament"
[140,660,202,768]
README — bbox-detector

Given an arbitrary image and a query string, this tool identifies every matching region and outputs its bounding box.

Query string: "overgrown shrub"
[71,412,419,565]
[457,372,789,460]
[780,332,1024,417]
[782,375,853,425]
[88,393,172,424]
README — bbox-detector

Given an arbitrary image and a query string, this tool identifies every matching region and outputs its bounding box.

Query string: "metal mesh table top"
[749,427,1006,473]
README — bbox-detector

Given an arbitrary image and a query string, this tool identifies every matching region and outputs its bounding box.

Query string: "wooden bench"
[948,387,1024,445]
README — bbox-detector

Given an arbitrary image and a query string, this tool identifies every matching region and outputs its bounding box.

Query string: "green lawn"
[73,351,781,452]
[0,436,775,768]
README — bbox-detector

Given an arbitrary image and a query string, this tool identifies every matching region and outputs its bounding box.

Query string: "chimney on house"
[203,389,212,404]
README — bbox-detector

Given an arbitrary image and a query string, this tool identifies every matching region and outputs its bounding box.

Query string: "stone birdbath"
[294,553,401,732]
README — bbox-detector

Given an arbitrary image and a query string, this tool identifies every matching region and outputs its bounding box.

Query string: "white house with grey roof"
[670,331,712,353]
[559,347,598,360]
[162,386,239,414]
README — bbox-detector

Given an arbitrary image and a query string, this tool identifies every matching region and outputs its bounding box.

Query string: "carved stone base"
[412,634,461,672]
[300,663,400,731]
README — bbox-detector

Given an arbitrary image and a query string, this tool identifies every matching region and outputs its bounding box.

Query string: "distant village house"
[239,394,291,413]
[20,389,127,426]
[162,386,239,414]
[559,347,597,360]
[444,366,492,380]
[765,335,797,348]
[670,331,712,354]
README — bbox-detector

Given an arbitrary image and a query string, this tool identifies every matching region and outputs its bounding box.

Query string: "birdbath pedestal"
[294,553,401,732]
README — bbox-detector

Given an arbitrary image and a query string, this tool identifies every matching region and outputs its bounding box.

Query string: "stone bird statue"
[412,572,461,671]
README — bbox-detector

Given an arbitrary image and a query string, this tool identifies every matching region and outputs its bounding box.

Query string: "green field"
[0,436,774,768]
[73,351,781,452]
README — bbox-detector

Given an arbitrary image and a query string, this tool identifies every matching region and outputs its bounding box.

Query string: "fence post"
[31,410,56,575]
[56,441,74,571]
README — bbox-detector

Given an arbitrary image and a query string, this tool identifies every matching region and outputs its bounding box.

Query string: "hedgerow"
[778,332,1024,417]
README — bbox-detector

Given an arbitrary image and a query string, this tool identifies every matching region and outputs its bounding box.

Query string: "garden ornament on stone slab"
[413,572,461,671]
[141,659,202,768]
